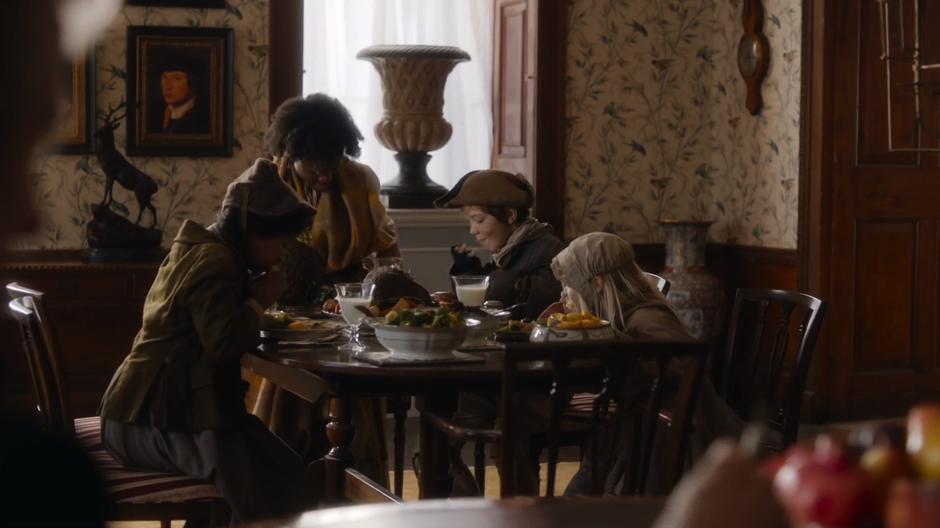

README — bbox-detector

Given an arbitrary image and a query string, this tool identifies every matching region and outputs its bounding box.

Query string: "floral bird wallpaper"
[565,0,801,249]
[20,0,800,251]
[17,0,268,250]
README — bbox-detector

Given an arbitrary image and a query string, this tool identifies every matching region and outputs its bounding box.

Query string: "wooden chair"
[5,282,229,527]
[643,272,671,296]
[720,288,827,447]
[344,468,403,504]
[565,274,671,420]
[426,339,708,497]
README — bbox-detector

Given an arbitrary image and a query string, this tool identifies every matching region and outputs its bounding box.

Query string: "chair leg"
[161,520,171,528]
[390,396,410,497]
[208,500,231,528]
[473,440,486,495]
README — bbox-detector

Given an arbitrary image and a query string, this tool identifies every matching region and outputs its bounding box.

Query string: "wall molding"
[632,242,799,295]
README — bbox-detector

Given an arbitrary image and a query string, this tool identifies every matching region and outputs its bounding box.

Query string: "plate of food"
[261,311,346,343]
[494,320,535,343]
[279,304,327,319]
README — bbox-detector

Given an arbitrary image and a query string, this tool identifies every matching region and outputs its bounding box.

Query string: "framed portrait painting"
[126,1,227,7]
[126,26,233,157]
[50,54,95,154]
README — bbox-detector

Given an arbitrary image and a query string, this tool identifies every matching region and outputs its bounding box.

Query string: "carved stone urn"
[357,45,470,208]
[658,220,726,342]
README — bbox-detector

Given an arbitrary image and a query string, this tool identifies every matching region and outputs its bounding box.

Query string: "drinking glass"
[451,275,490,307]
[335,282,374,353]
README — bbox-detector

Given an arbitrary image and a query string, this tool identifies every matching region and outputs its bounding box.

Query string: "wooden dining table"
[242,338,605,502]
[248,497,666,528]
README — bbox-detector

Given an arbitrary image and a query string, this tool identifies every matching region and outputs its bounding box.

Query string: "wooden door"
[490,0,566,236]
[807,0,940,419]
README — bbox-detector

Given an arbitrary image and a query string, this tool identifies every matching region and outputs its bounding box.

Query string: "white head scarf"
[551,232,679,332]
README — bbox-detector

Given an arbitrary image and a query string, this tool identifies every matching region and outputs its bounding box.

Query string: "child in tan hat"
[99,159,315,522]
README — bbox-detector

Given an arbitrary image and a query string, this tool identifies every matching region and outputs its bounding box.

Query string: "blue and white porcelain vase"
[658,220,726,342]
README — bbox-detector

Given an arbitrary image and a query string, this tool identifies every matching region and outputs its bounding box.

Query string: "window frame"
[268,0,566,237]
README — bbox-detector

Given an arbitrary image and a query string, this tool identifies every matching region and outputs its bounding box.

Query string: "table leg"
[417,393,457,499]
[324,396,354,503]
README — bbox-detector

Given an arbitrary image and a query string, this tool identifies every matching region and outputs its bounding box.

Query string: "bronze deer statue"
[94,100,158,227]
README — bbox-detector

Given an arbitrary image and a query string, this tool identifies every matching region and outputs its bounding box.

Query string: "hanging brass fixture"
[877,0,940,152]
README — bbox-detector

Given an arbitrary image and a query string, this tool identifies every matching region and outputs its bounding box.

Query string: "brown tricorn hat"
[434,169,534,208]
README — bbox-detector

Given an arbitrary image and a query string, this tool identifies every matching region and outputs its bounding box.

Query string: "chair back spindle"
[643,272,671,296]
[6,282,74,437]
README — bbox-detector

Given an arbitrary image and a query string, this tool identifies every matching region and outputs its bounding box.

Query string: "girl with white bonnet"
[551,232,743,495]
[549,232,687,339]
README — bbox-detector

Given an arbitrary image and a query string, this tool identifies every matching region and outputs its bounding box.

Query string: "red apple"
[906,404,940,480]
[772,436,876,527]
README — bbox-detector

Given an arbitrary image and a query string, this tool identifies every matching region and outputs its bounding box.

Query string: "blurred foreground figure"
[0,0,59,245]
[652,439,789,528]
[1,2,118,526]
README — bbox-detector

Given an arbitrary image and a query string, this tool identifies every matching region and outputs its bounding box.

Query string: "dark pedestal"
[380,152,447,209]
[85,204,163,261]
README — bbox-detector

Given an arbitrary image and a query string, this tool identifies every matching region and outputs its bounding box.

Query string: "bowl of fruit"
[529,311,615,342]
[371,306,471,360]
[761,404,940,528]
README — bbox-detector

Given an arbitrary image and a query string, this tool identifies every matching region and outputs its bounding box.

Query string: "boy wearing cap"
[435,169,565,320]
[99,159,315,521]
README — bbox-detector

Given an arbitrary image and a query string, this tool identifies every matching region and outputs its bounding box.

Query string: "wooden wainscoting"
[0,251,159,417]
[633,243,799,297]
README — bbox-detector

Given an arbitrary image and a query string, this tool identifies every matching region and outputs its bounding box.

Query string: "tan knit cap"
[434,169,533,208]
[220,158,315,232]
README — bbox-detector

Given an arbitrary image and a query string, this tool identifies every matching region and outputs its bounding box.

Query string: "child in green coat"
[100,158,315,521]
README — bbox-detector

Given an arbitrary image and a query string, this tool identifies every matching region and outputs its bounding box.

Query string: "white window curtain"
[302,0,493,190]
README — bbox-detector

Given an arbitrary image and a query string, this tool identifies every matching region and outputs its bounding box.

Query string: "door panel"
[827,0,940,418]
[852,221,916,371]
[856,0,917,165]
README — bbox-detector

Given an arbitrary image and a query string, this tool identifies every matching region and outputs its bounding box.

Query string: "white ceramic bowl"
[372,323,470,360]
[529,321,616,342]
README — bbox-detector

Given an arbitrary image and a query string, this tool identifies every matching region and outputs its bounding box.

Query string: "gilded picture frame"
[126,25,233,157]
[50,54,96,155]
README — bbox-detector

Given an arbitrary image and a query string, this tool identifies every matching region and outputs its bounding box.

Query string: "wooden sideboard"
[0,251,160,417]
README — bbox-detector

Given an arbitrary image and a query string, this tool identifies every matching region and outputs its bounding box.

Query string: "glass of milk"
[451,275,490,307]
[335,282,374,353]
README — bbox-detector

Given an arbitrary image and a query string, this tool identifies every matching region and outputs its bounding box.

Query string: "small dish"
[528,320,615,342]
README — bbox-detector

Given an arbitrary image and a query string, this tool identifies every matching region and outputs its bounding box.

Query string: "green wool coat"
[99,220,260,431]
